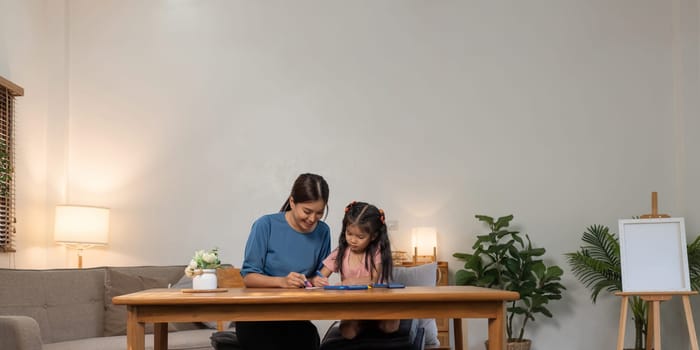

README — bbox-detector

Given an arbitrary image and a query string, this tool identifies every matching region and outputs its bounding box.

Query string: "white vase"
[192,269,218,290]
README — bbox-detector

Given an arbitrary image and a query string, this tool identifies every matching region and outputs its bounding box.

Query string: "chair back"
[217,267,245,288]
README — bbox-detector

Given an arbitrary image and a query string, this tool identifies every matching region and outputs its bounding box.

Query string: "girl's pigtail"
[378,218,393,283]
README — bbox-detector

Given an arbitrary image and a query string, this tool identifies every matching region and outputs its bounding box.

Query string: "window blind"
[0,76,22,253]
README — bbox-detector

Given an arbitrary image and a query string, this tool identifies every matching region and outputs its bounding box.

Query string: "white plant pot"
[192,269,218,290]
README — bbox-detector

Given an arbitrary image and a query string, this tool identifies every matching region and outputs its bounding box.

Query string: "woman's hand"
[283,272,308,288]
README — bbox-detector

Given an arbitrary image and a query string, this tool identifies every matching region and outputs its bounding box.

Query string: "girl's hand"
[312,274,329,287]
[313,267,332,287]
[283,272,308,288]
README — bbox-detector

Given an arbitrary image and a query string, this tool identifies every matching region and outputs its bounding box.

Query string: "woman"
[237,173,331,350]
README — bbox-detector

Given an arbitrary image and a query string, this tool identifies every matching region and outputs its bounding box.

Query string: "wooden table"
[112,285,519,350]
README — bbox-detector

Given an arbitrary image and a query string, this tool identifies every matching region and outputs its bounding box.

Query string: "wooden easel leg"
[646,302,653,350]
[652,300,661,350]
[618,296,629,350]
[682,295,700,350]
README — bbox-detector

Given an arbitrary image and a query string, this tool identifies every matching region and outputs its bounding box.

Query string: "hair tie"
[345,201,356,213]
[378,208,385,224]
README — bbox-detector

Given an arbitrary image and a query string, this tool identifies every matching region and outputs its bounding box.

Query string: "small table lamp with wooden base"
[411,227,438,264]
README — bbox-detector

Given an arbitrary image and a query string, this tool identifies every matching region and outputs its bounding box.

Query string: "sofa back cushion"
[0,267,106,343]
[0,265,191,344]
[391,262,440,347]
[108,265,186,284]
[103,268,171,336]
[103,265,202,336]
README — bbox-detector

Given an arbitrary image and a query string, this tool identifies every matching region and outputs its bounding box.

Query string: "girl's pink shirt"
[323,248,381,281]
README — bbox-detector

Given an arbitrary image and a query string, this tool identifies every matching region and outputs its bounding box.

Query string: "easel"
[615,291,698,350]
[615,192,699,350]
[639,192,670,219]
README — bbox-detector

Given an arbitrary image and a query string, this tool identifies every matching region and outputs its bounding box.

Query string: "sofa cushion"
[0,265,205,346]
[0,268,106,343]
[109,265,186,285]
[104,269,171,336]
[43,328,218,350]
[392,262,439,347]
[104,268,202,336]
[169,274,230,330]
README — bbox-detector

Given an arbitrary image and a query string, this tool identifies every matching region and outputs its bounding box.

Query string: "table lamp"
[54,205,110,268]
[411,226,437,263]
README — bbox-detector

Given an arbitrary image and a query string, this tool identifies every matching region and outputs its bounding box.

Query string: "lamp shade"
[411,226,437,255]
[54,205,110,245]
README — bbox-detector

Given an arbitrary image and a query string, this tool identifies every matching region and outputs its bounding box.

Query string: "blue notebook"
[323,285,369,290]
[372,283,406,289]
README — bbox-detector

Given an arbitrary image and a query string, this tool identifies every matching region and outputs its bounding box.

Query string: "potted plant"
[566,224,700,350]
[453,215,565,350]
[185,247,222,290]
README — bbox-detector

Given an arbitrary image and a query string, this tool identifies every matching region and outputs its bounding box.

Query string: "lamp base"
[57,243,104,268]
[413,247,437,264]
[413,255,436,263]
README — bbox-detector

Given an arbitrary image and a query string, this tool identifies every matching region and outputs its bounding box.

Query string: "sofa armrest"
[0,316,43,350]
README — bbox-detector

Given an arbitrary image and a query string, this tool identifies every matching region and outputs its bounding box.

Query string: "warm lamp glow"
[411,227,437,262]
[54,205,110,268]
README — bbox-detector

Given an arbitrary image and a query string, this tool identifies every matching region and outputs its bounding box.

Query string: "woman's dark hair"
[280,173,330,218]
[336,201,393,283]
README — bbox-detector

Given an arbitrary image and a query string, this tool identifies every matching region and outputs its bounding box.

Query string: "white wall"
[0,0,65,269]
[2,0,699,349]
[677,0,700,349]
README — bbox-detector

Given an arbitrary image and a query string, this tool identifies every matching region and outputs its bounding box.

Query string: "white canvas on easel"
[616,194,698,350]
[619,217,690,292]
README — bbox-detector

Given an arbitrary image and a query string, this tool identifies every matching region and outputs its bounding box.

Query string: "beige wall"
[1,0,699,349]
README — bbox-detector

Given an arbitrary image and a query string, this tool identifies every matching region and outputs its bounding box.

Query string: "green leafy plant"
[566,225,700,350]
[452,214,565,342]
[0,139,12,197]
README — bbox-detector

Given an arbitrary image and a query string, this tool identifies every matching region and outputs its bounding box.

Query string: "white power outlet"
[386,220,399,232]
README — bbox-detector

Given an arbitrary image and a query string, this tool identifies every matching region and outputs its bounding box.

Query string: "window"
[0,76,21,252]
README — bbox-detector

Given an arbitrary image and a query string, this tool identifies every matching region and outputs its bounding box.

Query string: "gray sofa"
[0,265,225,350]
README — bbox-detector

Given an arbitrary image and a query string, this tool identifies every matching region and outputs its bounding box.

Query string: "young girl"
[317,201,398,340]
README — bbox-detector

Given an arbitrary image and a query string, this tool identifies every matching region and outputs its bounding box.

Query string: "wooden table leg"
[617,296,628,350]
[126,306,145,350]
[487,302,505,350]
[682,295,700,350]
[453,318,463,350]
[154,323,168,350]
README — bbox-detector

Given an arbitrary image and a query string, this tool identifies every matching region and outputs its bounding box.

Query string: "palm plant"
[687,235,700,291]
[566,225,700,350]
